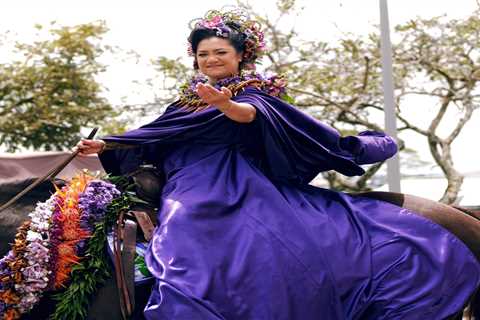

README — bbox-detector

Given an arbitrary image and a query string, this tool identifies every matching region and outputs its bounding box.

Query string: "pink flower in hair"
[201,15,223,28]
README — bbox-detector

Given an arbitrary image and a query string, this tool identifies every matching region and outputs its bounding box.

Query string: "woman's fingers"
[196,83,209,94]
[74,140,87,156]
[81,139,97,146]
[195,84,234,113]
[196,84,216,100]
[220,86,232,98]
[196,83,231,106]
[203,84,220,94]
[74,139,103,155]
[197,83,223,97]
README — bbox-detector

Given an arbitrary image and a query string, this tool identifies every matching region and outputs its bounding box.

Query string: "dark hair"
[188,22,246,70]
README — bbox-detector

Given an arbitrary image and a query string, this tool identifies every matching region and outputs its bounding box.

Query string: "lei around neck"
[177,72,289,109]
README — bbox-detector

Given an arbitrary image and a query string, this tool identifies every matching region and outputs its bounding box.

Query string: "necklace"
[177,71,288,109]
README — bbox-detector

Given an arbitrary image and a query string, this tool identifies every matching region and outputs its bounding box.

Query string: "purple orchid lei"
[0,251,15,315]
[15,197,56,313]
[77,180,120,254]
[46,195,63,290]
[179,71,288,106]
[198,15,230,37]
[0,197,54,319]
[79,180,120,227]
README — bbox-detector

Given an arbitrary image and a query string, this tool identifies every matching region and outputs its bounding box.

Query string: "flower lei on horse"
[0,172,136,320]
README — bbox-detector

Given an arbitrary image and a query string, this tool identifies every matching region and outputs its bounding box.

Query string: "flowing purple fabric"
[99,87,480,319]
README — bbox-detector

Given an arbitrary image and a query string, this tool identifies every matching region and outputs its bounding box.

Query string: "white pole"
[379,0,401,192]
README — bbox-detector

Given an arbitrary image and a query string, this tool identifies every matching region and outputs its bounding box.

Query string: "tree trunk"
[428,136,464,204]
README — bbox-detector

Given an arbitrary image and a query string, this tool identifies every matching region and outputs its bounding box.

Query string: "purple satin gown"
[99,87,480,319]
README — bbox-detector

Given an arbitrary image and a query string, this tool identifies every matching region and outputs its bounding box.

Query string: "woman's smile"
[196,37,242,83]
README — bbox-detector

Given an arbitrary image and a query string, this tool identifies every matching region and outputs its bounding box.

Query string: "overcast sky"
[1,0,479,200]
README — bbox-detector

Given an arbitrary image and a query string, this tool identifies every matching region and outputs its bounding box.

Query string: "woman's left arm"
[196,83,256,123]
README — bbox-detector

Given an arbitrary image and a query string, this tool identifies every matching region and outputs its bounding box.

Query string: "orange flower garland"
[51,173,93,289]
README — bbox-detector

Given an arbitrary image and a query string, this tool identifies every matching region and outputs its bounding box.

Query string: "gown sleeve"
[232,87,398,184]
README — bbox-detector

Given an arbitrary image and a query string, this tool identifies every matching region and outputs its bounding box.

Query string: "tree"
[0,21,126,152]
[394,16,480,203]
[138,1,480,204]
[238,2,480,203]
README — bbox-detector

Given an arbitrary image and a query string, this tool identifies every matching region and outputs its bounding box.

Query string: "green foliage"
[50,176,134,320]
[0,21,126,152]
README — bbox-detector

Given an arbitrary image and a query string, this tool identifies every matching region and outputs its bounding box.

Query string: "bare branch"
[445,100,475,144]
[395,113,429,136]
[289,87,383,130]
[361,56,370,92]
[399,90,446,98]
[428,92,454,135]
[356,162,385,188]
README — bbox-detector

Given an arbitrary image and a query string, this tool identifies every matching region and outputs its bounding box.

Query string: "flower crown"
[188,9,266,70]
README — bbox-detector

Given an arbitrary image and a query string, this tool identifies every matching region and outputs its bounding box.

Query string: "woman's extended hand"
[74,139,106,156]
[195,83,233,112]
[195,82,256,122]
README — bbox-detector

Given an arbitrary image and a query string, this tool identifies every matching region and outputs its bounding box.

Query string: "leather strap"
[131,210,155,241]
[112,212,127,319]
[112,211,136,319]
[122,219,137,313]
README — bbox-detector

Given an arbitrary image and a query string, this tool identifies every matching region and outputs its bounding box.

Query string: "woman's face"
[196,37,242,83]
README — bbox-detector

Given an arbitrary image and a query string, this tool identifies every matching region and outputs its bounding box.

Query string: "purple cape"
[99,87,479,319]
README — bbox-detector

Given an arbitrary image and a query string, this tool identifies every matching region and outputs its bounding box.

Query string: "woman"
[77,9,480,319]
